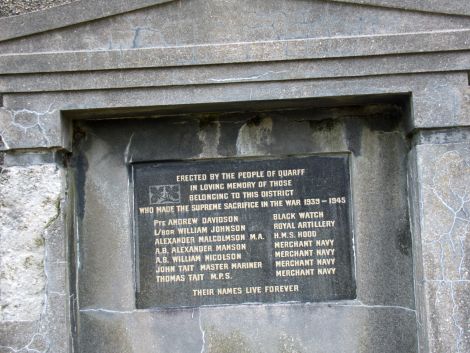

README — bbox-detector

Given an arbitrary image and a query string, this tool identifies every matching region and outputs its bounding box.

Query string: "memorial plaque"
[133,155,355,308]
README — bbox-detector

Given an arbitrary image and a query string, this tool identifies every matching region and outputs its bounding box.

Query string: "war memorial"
[0,1,469,352]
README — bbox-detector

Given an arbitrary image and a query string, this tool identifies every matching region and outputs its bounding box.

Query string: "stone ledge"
[2,150,65,167]
[1,71,467,151]
[1,29,469,75]
[1,51,470,93]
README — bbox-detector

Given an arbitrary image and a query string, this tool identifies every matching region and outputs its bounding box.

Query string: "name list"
[133,155,355,308]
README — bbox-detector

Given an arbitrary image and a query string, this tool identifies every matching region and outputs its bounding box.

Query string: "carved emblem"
[149,184,181,205]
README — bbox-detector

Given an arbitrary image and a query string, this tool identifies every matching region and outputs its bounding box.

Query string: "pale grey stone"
[236,117,274,156]
[413,142,470,353]
[197,120,222,158]
[351,122,414,308]
[0,0,174,42]
[1,0,470,55]
[417,145,470,282]
[1,72,468,151]
[0,107,62,150]
[3,51,470,94]
[0,321,39,352]
[78,304,417,353]
[413,84,470,129]
[199,304,416,353]
[1,30,470,74]
[424,281,470,353]
[329,0,470,16]
[0,165,61,321]
[3,151,62,167]
[413,127,470,146]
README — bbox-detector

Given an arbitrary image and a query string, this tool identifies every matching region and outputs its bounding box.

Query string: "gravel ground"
[0,0,78,17]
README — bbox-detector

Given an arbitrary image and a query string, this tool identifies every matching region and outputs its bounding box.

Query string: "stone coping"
[0,0,469,44]
[0,0,174,42]
[2,51,469,93]
[1,29,469,75]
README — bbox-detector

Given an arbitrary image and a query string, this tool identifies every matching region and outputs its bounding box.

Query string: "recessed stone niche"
[71,100,416,353]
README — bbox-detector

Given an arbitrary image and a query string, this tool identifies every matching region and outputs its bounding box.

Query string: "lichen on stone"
[0,164,61,321]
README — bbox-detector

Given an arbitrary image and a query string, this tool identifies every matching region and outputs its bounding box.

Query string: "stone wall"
[0,1,469,352]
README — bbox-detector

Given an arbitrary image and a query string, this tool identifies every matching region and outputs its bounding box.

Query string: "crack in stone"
[77,301,413,353]
[208,70,289,83]
[421,149,469,353]
[346,301,416,313]
[432,280,466,353]
[123,132,135,164]
[80,300,415,314]
[198,309,206,353]
[79,308,136,314]
[0,332,47,353]
[2,105,56,148]
[449,282,464,353]
[34,195,62,353]
[423,154,469,280]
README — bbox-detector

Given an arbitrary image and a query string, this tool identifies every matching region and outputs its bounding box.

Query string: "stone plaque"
[133,155,355,308]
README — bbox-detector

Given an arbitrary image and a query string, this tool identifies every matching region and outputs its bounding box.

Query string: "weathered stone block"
[0,107,62,150]
[0,164,61,321]
[413,141,470,353]
[417,144,470,282]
